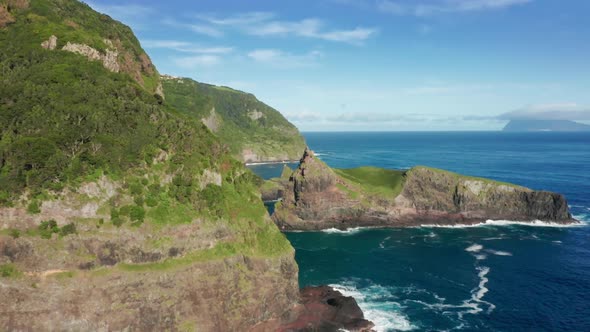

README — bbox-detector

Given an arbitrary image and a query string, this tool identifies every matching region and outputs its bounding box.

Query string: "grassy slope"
[0,0,291,265]
[332,165,521,201]
[162,77,306,161]
[334,166,406,198]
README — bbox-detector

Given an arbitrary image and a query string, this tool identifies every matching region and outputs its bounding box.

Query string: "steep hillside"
[269,149,575,230]
[162,76,306,163]
[0,1,299,330]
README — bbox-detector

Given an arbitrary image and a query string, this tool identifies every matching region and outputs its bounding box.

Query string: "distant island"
[503,119,590,132]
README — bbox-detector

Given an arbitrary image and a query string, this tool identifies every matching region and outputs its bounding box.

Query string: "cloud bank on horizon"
[88,0,590,131]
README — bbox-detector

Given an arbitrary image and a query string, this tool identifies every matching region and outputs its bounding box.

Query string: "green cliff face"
[0,1,299,330]
[162,76,307,163]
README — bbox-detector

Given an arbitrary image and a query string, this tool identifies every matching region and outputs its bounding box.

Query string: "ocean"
[249,132,590,332]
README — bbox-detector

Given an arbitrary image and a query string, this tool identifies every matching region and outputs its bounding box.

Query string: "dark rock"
[260,285,375,332]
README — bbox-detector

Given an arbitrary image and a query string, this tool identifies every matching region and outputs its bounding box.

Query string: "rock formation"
[254,286,375,332]
[270,148,576,230]
[41,35,57,50]
[62,40,120,73]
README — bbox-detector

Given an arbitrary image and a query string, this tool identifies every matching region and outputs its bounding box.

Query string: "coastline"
[277,218,583,233]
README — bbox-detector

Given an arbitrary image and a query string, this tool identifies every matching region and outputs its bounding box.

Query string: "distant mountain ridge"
[503,119,590,132]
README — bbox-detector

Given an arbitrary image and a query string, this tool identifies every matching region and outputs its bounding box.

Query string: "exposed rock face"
[0,176,118,229]
[248,110,264,121]
[0,191,301,331]
[202,108,221,133]
[400,167,572,222]
[0,246,299,331]
[200,169,222,189]
[41,35,57,50]
[253,286,375,332]
[271,149,576,230]
[0,0,28,28]
[62,41,120,73]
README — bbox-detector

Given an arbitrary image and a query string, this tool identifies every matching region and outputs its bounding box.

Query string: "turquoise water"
[251,132,590,331]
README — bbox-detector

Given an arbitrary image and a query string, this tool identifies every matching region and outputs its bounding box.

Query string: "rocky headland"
[268,148,576,230]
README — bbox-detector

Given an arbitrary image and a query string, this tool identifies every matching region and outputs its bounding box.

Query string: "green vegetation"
[38,219,76,238]
[0,0,293,269]
[0,0,218,198]
[0,264,22,278]
[408,166,522,188]
[162,77,306,161]
[335,166,406,198]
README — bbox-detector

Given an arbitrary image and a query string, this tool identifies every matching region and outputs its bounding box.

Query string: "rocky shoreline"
[266,148,577,231]
[253,286,375,332]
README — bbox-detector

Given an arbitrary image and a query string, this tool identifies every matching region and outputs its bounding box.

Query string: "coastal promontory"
[268,148,576,230]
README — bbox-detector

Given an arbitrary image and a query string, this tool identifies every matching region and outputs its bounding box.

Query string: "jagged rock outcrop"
[254,286,375,332]
[271,149,576,230]
[62,40,120,73]
[41,35,57,50]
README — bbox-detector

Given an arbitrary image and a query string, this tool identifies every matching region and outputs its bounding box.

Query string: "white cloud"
[285,111,324,122]
[189,24,224,37]
[499,103,590,120]
[377,0,532,16]
[197,12,276,26]
[142,40,233,54]
[247,49,323,68]
[174,55,221,68]
[196,12,377,44]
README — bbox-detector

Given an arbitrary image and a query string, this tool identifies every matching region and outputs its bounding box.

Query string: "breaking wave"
[329,282,415,332]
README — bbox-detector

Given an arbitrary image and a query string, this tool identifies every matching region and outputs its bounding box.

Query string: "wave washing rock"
[270,148,576,230]
[253,286,375,332]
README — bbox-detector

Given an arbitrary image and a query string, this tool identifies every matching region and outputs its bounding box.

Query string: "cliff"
[0,0,303,329]
[270,149,576,230]
[162,76,306,163]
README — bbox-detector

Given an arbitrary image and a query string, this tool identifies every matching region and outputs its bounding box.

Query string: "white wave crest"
[486,249,512,256]
[465,244,483,252]
[329,283,415,332]
[419,219,584,228]
[474,254,487,260]
[322,227,365,234]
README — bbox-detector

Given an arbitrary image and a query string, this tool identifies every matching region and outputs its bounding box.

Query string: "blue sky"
[87,0,590,131]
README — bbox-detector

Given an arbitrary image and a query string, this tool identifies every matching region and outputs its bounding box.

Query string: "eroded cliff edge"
[269,148,576,230]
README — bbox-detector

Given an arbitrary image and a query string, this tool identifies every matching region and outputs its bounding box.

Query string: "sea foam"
[419,219,585,228]
[329,282,415,332]
[465,244,483,252]
[321,227,365,234]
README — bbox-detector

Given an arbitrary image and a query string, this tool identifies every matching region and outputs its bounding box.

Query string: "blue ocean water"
[251,132,590,332]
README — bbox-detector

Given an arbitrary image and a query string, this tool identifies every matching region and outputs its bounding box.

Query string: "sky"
[87,0,590,131]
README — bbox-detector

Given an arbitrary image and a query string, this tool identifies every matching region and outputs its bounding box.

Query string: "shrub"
[112,217,124,227]
[9,229,20,239]
[27,200,41,214]
[129,182,143,196]
[39,219,59,239]
[59,223,77,237]
[134,196,144,206]
[129,205,145,222]
[145,196,158,207]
